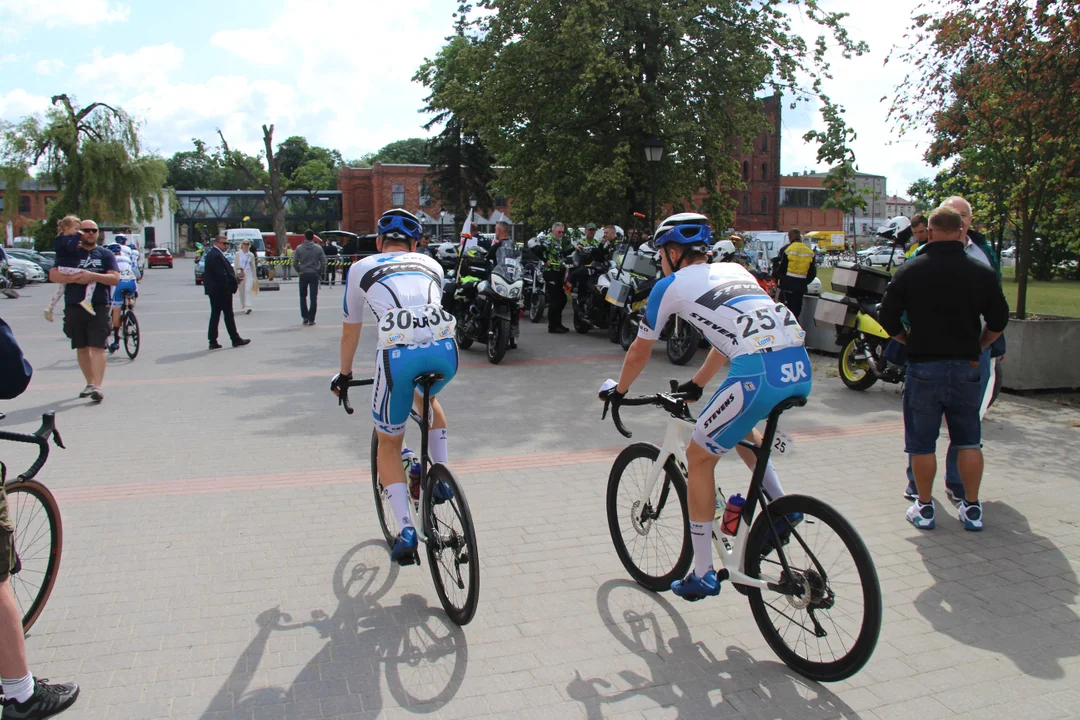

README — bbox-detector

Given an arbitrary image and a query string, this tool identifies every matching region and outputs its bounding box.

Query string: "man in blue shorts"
[600,213,812,601]
[331,209,458,563]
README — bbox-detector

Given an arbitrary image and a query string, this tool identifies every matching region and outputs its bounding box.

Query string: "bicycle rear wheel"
[123,311,140,360]
[423,464,479,625]
[606,443,692,591]
[4,481,62,633]
[743,494,881,682]
[370,429,398,547]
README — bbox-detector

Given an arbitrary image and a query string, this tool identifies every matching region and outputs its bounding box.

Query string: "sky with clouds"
[0,0,935,199]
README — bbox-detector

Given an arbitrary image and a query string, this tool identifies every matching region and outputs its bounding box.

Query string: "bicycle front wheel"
[743,494,881,682]
[423,464,479,626]
[123,311,140,360]
[369,429,398,547]
[606,443,692,592]
[5,481,62,633]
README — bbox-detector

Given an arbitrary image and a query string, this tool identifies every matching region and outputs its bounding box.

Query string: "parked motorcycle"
[453,242,524,364]
[570,247,617,335]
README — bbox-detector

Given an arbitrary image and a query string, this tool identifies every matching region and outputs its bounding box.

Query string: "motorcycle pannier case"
[622,248,660,277]
[606,279,632,307]
[814,292,858,329]
[830,261,891,299]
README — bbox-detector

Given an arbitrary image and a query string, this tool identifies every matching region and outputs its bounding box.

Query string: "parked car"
[1001,246,1016,259]
[5,257,46,283]
[6,248,55,275]
[195,248,235,285]
[148,248,174,268]
[860,247,905,267]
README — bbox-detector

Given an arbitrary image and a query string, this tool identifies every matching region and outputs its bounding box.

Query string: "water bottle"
[401,448,422,500]
[721,493,745,537]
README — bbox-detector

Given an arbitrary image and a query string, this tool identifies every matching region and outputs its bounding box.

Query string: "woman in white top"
[233,240,257,314]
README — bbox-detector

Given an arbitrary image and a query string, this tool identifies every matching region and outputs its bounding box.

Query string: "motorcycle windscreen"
[494,243,524,283]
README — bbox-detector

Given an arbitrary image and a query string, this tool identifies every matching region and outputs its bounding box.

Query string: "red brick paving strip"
[54,420,902,504]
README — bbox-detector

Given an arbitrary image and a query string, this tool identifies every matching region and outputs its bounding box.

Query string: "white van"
[742,232,789,273]
[225,228,266,258]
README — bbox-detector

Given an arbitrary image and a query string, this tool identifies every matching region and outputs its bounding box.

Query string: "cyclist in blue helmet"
[106,242,140,353]
[331,209,459,563]
[600,213,812,601]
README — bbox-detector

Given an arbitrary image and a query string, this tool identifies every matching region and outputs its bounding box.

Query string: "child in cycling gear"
[333,209,457,563]
[46,215,96,321]
[600,213,812,601]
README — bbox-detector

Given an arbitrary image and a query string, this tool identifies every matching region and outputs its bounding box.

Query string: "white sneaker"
[44,306,55,322]
[906,500,936,530]
[80,299,96,316]
[958,500,983,531]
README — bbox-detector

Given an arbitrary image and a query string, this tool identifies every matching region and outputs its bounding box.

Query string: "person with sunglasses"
[331,209,458,563]
[599,213,812,601]
[47,219,120,403]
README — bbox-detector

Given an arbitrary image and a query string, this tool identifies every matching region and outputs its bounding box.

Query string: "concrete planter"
[1002,315,1080,391]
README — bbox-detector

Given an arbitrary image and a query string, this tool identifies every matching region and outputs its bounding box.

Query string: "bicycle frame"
[635,410,790,592]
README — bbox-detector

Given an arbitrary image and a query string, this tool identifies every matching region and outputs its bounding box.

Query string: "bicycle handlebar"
[337,377,375,415]
[0,412,65,483]
[602,380,692,439]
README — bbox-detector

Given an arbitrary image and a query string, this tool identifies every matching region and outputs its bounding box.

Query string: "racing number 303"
[379,306,453,332]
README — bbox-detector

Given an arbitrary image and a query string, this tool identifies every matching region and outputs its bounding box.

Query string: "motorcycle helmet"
[377,208,422,241]
[436,242,459,262]
[877,216,912,246]
[711,240,737,262]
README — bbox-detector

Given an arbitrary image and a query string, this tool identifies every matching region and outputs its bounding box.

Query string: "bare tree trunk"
[1016,220,1032,319]
[261,125,288,257]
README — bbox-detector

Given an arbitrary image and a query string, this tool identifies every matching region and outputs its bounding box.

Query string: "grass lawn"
[817,266,1080,318]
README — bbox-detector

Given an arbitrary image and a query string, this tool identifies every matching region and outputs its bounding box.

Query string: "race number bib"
[377,304,457,348]
[733,304,805,351]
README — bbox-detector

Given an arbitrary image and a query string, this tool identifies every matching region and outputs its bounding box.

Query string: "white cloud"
[35,58,66,76]
[0,89,51,120]
[0,0,129,32]
[76,44,185,90]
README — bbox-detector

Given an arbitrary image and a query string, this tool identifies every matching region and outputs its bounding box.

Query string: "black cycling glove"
[677,379,704,402]
[330,372,352,396]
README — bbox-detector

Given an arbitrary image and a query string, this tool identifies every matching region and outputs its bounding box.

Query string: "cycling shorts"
[372,339,459,435]
[112,280,138,307]
[692,346,812,456]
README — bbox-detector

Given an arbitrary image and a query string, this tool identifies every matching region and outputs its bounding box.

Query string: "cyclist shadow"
[0,399,84,427]
[911,500,1079,679]
[155,350,215,365]
[202,540,469,718]
[567,580,861,719]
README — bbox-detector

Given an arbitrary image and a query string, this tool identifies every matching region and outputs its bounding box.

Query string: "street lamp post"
[644,135,664,231]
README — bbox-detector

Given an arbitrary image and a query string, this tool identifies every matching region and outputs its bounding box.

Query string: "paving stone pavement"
[1,259,1079,719]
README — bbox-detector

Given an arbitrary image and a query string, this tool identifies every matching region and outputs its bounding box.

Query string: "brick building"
[778,173,846,231]
[339,163,514,239]
[1,180,59,244]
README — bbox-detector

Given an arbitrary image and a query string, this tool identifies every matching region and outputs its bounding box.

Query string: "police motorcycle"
[814,216,910,391]
[522,235,548,323]
[570,241,619,335]
[451,241,524,364]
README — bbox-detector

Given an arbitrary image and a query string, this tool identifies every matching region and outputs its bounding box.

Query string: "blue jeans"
[905,352,989,488]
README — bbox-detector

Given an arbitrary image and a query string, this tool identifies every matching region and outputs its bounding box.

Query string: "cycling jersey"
[638,262,812,455]
[111,256,139,307]
[343,251,458,435]
[637,262,806,359]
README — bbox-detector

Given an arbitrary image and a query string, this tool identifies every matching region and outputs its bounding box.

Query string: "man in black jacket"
[204,236,250,349]
[879,206,1009,532]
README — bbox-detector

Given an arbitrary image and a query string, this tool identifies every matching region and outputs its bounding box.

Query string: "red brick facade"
[778,174,846,232]
[0,182,60,241]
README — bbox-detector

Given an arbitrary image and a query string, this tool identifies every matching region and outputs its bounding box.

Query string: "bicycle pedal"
[396,551,420,567]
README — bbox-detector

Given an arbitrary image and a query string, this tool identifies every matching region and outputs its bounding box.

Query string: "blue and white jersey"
[637,263,805,359]
[115,255,139,282]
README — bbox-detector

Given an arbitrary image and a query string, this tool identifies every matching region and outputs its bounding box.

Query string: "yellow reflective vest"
[781,241,815,279]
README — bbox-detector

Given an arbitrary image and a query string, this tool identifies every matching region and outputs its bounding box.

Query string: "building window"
[742,194,749,214]
[761,135,768,154]
[391,184,405,206]
[19,195,31,215]
[494,194,507,207]
[742,161,749,181]
[780,188,829,208]
[418,184,431,206]
[761,163,768,182]
[760,195,768,214]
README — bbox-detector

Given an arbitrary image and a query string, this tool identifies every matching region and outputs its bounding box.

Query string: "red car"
[147,248,173,269]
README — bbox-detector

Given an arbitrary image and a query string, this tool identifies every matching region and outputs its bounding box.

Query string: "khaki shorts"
[0,484,13,583]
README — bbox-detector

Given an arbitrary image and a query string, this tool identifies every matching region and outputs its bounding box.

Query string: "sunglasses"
[80,228,99,234]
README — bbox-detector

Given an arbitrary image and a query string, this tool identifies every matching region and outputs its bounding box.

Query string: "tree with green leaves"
[290,159,337,196]
[804,102,867,251]
[0,94,167,249]
[890,0,1080,318]
[418,1,866,231]
[276,135,343,181]
[360,138,431,166]
[166,138,224,190]
[218,125,288,255]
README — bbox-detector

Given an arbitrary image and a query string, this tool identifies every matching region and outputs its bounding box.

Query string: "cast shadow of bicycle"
[911,501,1080,680]
[201,540,468,719]
[567,580,861,719]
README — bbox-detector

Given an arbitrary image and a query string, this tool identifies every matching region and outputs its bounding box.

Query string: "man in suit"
[204,235,250,349]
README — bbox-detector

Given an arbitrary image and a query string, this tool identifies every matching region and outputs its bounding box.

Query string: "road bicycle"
[110,291,140,360]
[601,383,881,682]
[338,375,480,625]
[0,413,65,632]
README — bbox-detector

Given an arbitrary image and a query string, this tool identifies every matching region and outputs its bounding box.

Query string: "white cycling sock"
[762,461,784,501]
[385,483,414,530]
[2,672,34,704]
[428,428,448,464]
[690,521,713,577]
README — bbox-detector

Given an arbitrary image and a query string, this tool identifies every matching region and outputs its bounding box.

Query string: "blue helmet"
[108,243,123,255]
[653,213,712,249]
[114,235,127,245]
[377,209,422,242]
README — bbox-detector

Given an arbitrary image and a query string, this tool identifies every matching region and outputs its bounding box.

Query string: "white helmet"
[711,240,737,262]
[877,216,912,245]
[436,242,459,261]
